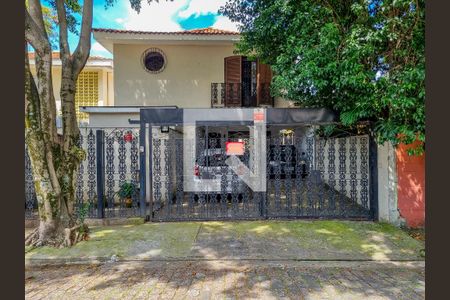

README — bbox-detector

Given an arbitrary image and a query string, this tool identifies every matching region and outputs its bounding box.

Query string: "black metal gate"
[149,128,375,221]
[25,108,377,221]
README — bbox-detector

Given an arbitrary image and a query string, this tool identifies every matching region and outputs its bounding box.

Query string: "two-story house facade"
[81,27,294,127]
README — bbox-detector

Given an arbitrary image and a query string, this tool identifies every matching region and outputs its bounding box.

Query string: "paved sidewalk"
[25,221,425,299]
[25,260,425,299]
[25,221,424,264]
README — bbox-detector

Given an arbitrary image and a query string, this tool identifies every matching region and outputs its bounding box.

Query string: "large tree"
[221,0,425,152]
[25,0,166,247]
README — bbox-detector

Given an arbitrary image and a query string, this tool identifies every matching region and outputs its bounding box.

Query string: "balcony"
[211,82,273,108]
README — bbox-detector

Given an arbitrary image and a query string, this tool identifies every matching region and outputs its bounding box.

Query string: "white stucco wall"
[377,142,403,225]
[114,43,235,107]
[87,113,140,128]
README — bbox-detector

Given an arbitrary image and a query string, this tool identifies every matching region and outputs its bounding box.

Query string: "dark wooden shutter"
[256,61,273,106]
[224,56,243,107]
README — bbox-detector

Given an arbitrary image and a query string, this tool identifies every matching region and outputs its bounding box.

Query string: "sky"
[63,0,239,58]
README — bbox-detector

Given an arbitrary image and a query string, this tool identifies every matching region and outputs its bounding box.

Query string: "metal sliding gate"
[148,128,376,221]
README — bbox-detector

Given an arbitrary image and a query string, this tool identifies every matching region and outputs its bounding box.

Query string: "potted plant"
[116,182,139,208]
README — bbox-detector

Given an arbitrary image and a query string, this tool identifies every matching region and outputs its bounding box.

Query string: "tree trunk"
[25,46,87,248]
[25,0,93,247]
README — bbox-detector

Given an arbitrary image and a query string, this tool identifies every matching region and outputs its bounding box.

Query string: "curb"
[25,257,425,268]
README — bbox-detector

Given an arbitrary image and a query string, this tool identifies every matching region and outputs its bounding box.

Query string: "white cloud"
[121,0,238,32]
[213,15,239,32]
[122,1,184,31]
[177,0,228,18]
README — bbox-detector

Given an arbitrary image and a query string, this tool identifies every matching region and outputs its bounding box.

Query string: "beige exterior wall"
[107,71,114,106]
[29,65,114,113]
[114,43,235,107]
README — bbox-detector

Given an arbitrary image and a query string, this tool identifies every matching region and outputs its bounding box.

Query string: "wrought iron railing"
[211,82,273,108]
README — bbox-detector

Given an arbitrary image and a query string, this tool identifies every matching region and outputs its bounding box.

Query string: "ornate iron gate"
[151,136,263,221]
[25,123,376,221]
[265,135,371,219]
[149,129,374,221]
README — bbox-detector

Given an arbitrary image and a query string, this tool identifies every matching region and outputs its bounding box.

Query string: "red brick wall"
[396,141,425,227]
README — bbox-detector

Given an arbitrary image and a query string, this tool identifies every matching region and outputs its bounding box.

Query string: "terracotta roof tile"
[92,27,239,35]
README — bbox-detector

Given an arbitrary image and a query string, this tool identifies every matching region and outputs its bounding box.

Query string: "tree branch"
[25,9,50,54]
[28,0,48,39]
[25,42,41,130]
[72,0,93,76]
[55,0,71,62]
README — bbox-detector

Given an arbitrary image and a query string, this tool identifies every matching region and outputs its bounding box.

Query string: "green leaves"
[221,0,425,154]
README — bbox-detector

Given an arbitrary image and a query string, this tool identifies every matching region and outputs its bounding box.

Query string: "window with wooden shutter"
[224,55,243,107]
[256,61,273,106]
[75,71,99,122]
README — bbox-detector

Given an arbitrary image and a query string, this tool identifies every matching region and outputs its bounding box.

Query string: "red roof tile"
[92,27,239,35]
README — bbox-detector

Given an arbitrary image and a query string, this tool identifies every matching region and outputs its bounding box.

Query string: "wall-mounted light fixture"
[160,126,169,133]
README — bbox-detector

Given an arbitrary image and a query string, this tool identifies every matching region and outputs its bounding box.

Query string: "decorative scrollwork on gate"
[164,139,172,217]
[360,136,369,209]
[175,138,184,215]
[327,138,336,211]
[295,141,304,215]
[316,139,325,211]
[349,137,358,203]
[130,131,139,211]
[75,134,85,216]
[87,130,97,214]
[153,138,162,212]
[305,136,315,213]
[273,138,282,213]
[105,133,115,217]
[284,144,293,212]
[25,148,37,218]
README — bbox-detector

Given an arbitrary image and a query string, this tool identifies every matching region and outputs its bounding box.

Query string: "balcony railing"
[211,82,273,108]
[211,83,227,108]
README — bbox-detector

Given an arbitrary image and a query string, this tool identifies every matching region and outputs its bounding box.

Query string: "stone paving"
[25,260,425,300]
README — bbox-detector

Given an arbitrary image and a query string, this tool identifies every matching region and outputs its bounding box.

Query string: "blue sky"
[59,0,237,58]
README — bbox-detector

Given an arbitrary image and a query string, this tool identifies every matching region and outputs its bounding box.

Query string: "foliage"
[116,181,139,199]
[220,0,425,153]
[25,0,59,48]
[104,0,173,13]
[76,202,91,225]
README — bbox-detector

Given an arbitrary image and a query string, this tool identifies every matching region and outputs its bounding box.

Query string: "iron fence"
[25,125,376,221]
[25,127,142,220]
